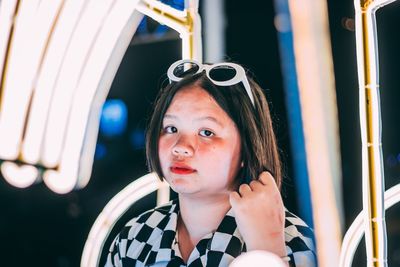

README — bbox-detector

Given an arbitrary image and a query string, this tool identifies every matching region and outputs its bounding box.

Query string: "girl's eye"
[199,129,214,137]
[164,126,177,134]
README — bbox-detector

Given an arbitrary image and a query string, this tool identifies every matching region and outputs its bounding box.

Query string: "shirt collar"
[143,199,245,266]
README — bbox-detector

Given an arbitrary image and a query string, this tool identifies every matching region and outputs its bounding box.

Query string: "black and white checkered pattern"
[105,199,316,267]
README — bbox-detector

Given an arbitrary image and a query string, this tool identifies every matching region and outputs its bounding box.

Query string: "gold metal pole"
[354,0,396,265]
[139,0,199,60]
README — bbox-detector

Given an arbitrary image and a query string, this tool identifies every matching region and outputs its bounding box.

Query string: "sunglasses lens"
[173,62,200,79]
[209,65,237,82]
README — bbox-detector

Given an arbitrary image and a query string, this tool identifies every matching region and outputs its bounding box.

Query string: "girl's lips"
[170,166,196,175]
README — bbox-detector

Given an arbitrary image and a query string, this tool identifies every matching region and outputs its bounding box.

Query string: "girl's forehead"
[174,85,210,98]
[162,86,235,125]
[168,86,217,109]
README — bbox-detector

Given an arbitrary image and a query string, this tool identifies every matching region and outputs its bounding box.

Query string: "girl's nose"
[172,136,195,157]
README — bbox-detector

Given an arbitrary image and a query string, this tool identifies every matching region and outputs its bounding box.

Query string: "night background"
[1,0,400,266]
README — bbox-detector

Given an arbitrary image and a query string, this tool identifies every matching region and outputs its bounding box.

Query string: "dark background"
[1,0,400,266]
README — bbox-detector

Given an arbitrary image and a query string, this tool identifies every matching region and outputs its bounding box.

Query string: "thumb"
[229,191,241,208]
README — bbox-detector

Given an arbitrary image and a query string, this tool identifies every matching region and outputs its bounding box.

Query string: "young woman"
[106,60,316,267]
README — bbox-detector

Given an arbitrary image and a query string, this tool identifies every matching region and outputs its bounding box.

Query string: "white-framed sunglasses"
[167,59,255,106]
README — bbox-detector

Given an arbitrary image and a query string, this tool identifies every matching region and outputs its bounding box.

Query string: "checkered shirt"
[105,199,316,267]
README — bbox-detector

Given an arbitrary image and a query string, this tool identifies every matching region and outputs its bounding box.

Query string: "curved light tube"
[0,0,62,160]
[21,0,88,165]
[1,161,38,188]
[339,184,400,267]
[353,0,398,265]
[80,173,170,267]
[0,0,202,194]
[43,0,145,194]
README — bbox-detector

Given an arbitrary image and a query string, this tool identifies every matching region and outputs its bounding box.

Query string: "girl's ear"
[240,161,244,168]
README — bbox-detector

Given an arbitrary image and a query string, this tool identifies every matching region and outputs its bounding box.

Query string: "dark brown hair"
[145,71,282,189]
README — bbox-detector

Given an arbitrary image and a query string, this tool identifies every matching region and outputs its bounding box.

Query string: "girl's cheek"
[158,138,170,162]
[158,136,172,151]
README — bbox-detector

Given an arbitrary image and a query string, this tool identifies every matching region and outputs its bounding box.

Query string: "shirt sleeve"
[284,211,317,267]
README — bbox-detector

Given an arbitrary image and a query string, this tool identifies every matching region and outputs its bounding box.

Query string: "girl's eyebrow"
[163,114,223,127]
[195,116,223,127]
[163,114,177,120]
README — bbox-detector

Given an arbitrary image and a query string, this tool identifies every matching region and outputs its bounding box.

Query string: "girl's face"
[158,85,242,198]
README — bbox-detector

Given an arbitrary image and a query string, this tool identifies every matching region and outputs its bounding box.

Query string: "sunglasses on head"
[167,59,255,107]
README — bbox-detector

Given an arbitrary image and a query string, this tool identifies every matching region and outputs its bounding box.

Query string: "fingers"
[232,172,278,206]
[249,180,263,192]
[230,185,252,209]
[237,172,276,196]
[245,171,276,191]
[258,171,275,186]
[238,184,252,196]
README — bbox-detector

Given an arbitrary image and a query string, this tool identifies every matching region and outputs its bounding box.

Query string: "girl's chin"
[168,178,194,192]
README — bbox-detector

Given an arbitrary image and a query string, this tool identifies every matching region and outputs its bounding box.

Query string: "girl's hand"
[229,171,287,258]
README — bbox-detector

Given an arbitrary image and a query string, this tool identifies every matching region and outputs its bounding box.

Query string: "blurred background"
[1,0,400,266]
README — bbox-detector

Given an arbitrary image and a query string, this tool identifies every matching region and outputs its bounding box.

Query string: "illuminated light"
[202,0,225,62]
[44,0,144,193]
[0,0,64,161]
[94,143,107,160]
[339,184,400,267]
[288,0,344,266]
[81,173,170,267]
[137,0,202,60]
[0,0,40,160]
[229,251,287,267]
[140,0,188,22]
[41,0,117,168]
[0,0,18,81]
[163,0,185,11]
[0,0,202,194]
[21,0,88,164]
[154,23,168,36]
[52,0,144,191]
[1,161,38,188]
[130,128,145,149]
[100,99,128,137]
[43,168,77,195]
[136,1,187,43]
[352,0,395,265]
[341,17,355,32]
[136,17,148,34]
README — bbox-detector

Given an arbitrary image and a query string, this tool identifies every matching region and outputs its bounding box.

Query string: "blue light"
[94,143,107,160]
[154,24,168,37]
[162,0,184,11]
[100,99,128,137]
[137,18,148,34]
[130,128,145,150]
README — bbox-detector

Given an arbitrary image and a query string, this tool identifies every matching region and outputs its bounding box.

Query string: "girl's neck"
[178,194,231,241]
